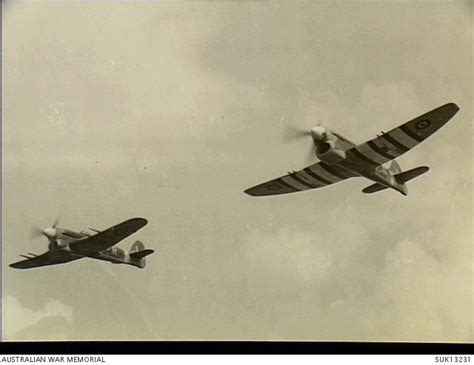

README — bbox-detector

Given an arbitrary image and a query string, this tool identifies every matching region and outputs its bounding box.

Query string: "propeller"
[282,126,312,143]
[30,216,60,240]
[30,226,45,239]
[282,118,324,142]
[52,217,60,228]
[304,143,317,165]
[282,120,328,164]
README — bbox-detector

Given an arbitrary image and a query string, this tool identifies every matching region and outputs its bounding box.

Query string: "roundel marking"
[267,184,281,191]
[415,119,431,130]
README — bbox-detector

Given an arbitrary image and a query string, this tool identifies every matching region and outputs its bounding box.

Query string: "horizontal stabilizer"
[362,183,388,194]
[395,166,429,183]
[130,249,154,260]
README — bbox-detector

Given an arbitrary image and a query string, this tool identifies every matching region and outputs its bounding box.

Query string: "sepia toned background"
[2,2,472,341]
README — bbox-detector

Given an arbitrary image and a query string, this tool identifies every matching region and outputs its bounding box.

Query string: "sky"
[2,2,472,341]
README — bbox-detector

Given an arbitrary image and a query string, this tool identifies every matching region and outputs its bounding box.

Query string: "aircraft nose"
[311,126,326,141]
[43,227,57,238]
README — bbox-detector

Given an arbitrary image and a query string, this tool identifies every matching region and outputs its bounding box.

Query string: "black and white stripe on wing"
[400,124,424,143]
[366,140,397,161]
[288,172,321,189]
[352,144,388,165]
[280,175,312,191]
[319,163,353,179]
[347,148,380,168]
[307,164,343,183]
[303,167,332,185]
[274,178,300,192]
[298,169,328,187]
[380,133,410,153]
[389,128,419,148]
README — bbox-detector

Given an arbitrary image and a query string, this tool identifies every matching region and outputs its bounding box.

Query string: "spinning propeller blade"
[52,217,60,228]
[282,126,311,143]
[31,216,60,240]
[305,143,317,165]
[283,121,326,163]
[30,227,44,239]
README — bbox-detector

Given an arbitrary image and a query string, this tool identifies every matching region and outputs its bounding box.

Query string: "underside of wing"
[69,218,148,255]
[10,251,81,270]
[244,161,356,197]
[346,103,460,167]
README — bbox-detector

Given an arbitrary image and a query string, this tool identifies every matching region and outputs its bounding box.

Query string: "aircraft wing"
[244,161,356,196]
[346,103,460,167]
[68,218,148,255]
[10,251,82,270]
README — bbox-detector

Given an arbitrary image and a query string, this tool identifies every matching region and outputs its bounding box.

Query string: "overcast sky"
[2,2,472,341]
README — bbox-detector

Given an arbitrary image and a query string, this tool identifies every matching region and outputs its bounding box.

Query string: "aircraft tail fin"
[362,166,429,195]
[388,160,402,174]
[395,166,430,183]
[130,240,145,254]
[129,241,154,268]
[362,183,388,194]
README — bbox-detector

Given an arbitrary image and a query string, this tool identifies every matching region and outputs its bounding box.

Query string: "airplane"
[10,218,154,270]
[244,103,460,197]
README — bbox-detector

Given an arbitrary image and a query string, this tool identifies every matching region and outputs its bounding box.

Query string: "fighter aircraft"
[245,103,459,197]
[10,218,154,269]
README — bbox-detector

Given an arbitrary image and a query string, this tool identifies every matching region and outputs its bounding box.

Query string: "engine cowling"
[316,141,346,165]
[49,239,67,250]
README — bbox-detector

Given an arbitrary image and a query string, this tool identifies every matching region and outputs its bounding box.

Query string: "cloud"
[240,217,472,341]
[367,239,472,341]
[243,228,332,286]
[4,296,73,340]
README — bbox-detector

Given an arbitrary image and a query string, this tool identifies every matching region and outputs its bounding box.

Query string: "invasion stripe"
[298,170,326,187]
[303,167,331,185]
[276,178,300,192]
[310,164,341,183]
[367,140,396,160]
[382,133,410,153]
[390,129,418,148]
[356,144,386,165]
[281,175,311,191]
[400,124,424,143]
[288,173,318,189]
[349,148,380,167]
[319,163,351,179]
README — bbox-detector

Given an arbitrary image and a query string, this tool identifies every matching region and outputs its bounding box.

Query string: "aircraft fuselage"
[318,132,407,195]
[338,159,407,195]
[47,229,146,268]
